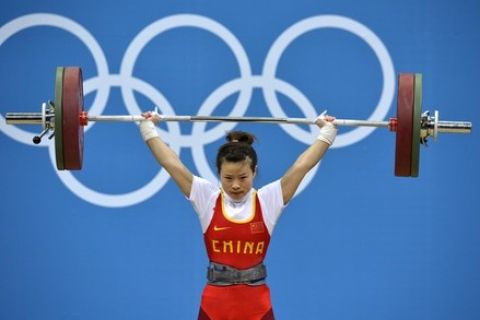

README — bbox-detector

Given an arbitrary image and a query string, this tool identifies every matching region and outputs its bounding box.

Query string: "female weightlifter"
[139,111,336,320]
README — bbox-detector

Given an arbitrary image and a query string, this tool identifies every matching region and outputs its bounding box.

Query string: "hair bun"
[226,131,256,145]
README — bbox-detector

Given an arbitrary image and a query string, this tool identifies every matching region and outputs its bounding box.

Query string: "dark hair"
[216,131,257,173]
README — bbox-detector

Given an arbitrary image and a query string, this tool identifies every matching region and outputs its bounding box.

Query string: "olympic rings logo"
[0,13,395,208]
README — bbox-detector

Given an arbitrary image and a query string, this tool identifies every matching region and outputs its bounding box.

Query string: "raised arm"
[139,112,193,197]
[280,115,337,204]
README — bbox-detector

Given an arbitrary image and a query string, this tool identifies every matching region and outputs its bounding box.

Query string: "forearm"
[146,137,193,196]
[292,115,337,173]
[140,118,193,196]
[289,139,330,175]
[281,116,336,203]
[280,140,330,203]
[146,137,183,171]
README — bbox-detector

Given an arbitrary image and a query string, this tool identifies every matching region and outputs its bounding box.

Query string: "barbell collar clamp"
[33,127,50,144]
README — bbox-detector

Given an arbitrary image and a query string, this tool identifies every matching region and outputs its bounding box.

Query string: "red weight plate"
[61,67,84,170]
[394,74,415,177]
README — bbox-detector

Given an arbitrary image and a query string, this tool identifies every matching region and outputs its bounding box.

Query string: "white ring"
[263,15,395,147]
[120,14,253,144]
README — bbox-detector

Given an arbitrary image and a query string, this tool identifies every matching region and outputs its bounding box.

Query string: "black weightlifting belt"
[207,262,267,286]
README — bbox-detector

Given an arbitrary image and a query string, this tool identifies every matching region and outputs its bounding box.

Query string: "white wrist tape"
[139,120,159,142]
[317,122,337,145]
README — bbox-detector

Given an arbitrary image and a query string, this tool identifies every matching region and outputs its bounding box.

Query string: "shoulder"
[257,179,284,210]
[189,175,220,200]
[193,175,217,189]
[256,179,286,235]
[258,179,282,198]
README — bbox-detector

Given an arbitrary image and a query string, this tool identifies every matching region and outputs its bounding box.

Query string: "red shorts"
[198,284,274,320]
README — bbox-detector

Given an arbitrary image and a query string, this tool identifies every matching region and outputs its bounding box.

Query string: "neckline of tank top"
[222,188,255,208]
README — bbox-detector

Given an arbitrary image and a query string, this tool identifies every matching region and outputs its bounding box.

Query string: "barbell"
[4,66,473,177]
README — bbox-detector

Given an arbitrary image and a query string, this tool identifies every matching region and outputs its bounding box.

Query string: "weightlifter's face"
[220,160,256,201]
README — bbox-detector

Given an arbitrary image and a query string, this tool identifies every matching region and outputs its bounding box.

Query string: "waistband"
[207,262,267,286]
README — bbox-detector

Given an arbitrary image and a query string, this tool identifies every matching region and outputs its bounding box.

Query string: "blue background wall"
[1,1,479,319]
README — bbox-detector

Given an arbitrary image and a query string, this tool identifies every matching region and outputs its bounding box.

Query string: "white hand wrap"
[317,123,337,145]
[316,113,337,145]
[139,119,159,142]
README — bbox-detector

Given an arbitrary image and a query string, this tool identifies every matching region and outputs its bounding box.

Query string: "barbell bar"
[4,66,473,177]
[7,110,471,131]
